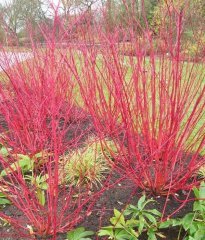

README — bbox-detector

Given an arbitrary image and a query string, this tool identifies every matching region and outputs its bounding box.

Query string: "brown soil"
[0,174,193,240]
[0,112,194,240]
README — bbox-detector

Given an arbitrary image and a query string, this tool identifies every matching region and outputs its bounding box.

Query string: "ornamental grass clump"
[59,137,113,188]
[73,1,205,196]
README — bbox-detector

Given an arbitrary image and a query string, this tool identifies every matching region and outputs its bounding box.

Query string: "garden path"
[0,51,32,71]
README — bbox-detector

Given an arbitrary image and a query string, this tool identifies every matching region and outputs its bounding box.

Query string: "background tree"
[61,0,75,16]
[0,0,47,45]
[0,0,22,41]
[75,0,100,12]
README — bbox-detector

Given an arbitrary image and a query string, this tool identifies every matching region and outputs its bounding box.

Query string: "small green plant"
[98,195,165,240]
[0,151,50,177]
[1,153,34,177]
[98,208,139,239]
[159,181,205,240]
[59,138,113,187]
[66,227,94,240]
[0,149,50,206]
[0,145,11,158]
[0,192,11,206]
[24,174,48,206]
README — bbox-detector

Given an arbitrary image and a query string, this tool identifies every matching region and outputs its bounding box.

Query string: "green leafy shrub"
[0,150,51,177]
[160,182,205,240]
[0,149,50,206]
[24,174,48,206]
[98,195,165,240]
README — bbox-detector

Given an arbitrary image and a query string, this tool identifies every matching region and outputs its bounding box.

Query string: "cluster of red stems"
[0,1,204,239]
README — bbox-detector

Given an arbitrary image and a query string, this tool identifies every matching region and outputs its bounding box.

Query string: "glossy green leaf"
[98,228,114,237]
[182,213,195,231]
[147,229,157,240]
[126,219,138,227]
[144,213,157,225]
[0,198,11,205]
[114,229,134,240]
[1,156,33,177]
[159,218,182,228]
[145,209,161,217]
[198,182,205,199]
[110,209,126,226]
[124,205,138,217]
[67,227,94,240]
[159,219,173,229]
[138,215,145,233]
[193,227,205,240]
[137,195,146,210]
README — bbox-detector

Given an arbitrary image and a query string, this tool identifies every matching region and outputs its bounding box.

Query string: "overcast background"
[0,0,60,6]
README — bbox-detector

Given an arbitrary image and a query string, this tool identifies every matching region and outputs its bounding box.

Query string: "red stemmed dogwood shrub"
[0,48,78,154]
[0,1,204,237]
[0,12,106,239]
[72,3,205,196]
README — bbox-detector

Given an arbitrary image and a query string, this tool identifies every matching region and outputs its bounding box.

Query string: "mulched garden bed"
[0,111,194,239]
[0,174,194,239]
